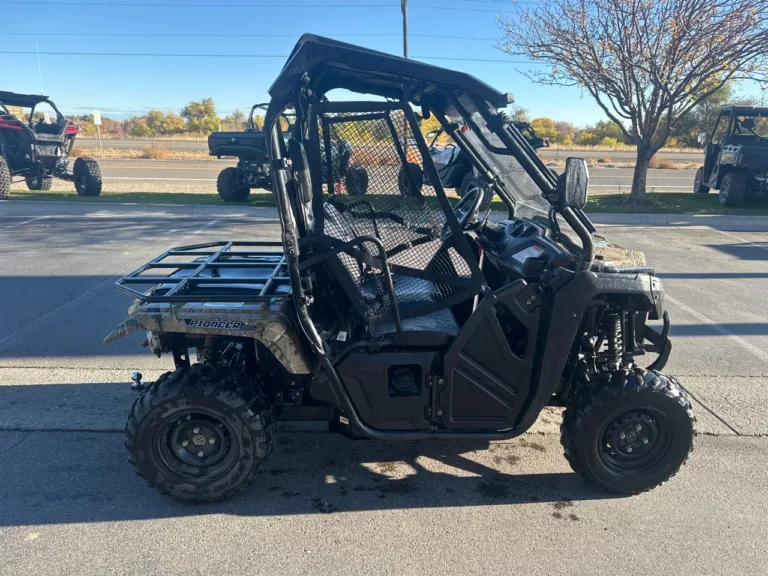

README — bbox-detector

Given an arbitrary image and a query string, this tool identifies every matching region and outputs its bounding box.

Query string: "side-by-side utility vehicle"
[0,91,102,199]
[695,106,768,206]
[107,35,694,502]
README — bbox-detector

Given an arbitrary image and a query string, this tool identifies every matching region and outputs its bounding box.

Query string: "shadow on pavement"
[706,242,768,261]
[672,323,768,337]
[0,384,616,528]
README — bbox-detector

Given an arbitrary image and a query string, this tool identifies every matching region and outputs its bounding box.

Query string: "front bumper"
[638,310,672,371]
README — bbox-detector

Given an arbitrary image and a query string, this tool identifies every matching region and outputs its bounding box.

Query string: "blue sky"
[0,1,628,124]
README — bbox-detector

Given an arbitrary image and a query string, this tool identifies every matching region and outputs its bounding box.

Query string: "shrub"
[599,136,620,147]
[141,145,170,160]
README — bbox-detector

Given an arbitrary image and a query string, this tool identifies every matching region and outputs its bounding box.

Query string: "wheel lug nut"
[186,415,191,420]
[209,438,216,444]
[642,438,649,445]
[182,440,188,447]
[197,450,204,457]
[626,446,633,453]
[193,427,200,434]
[619,433,626,440]
[635,424,642,431]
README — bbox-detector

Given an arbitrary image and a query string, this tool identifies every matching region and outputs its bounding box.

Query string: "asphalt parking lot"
[0,203,766,576]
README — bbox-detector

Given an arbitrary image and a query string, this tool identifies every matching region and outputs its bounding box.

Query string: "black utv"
[0,91,102,199]
[694,105,768,206]
[107,35,693,503]
[209,103,368,201]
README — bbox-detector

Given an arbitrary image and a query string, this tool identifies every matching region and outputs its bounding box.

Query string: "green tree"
[181,98,220,134]
[223,109,247,131]
[530,117,558,141]
[672,84,732,147]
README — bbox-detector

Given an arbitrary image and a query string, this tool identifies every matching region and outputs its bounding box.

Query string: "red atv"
[0,91,102,199]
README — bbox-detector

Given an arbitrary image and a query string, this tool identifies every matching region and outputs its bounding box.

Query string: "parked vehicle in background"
[209,103,368,201]
[694,106,768,206]
[398,120,550,208]
[0,91,102,199]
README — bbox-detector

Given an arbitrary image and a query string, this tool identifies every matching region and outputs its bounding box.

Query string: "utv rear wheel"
[561,369,694,495]
[460,173,492,211]
[73,157,102,196]
[693,167,709,194]
[26,176,53,191]
[0,155,9,200]
[125,363,275,503]
[217,167,251,202]
[719,172,745,206]
[346,165,369,196]
[397,162,424,196]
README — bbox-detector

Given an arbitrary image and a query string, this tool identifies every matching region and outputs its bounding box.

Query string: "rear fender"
[104,301,314,375]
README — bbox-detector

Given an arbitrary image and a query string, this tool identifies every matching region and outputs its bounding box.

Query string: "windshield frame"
[429,91,558,218]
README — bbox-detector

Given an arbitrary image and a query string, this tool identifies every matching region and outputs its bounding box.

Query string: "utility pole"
[401,0,408,58]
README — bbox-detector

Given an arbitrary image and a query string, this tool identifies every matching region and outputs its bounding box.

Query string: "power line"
[0,0,528,10]
[0,32,492,41]
[0,50,536,64]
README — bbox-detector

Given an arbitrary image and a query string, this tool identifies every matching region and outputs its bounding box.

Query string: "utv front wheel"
[719,172,745,206]
[125,363,275,502]
[0,155,10,200]
[217,167,251,202]
[561,369,694,495]
[397,162,424,196]
[346,165,369,196]
[693,167,709,194]
[26,176,53,191]
[73,157,102,196]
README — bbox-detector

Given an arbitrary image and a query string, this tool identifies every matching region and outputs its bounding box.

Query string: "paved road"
[77,137,705,163]
[11,158,698,195]
[0,205,765,575]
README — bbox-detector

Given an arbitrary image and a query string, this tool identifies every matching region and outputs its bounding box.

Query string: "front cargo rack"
[115,241,291,303]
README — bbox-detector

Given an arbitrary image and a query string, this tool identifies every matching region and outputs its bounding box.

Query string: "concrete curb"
[2,200,768,230]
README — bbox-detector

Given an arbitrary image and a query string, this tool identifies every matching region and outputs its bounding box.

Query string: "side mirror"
[563,157,589,209]
[697,133,708,145]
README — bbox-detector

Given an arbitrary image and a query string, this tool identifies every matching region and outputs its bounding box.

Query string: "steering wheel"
[442,186,485,241]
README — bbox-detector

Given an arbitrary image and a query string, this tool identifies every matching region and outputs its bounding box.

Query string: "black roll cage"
[261,35,598,439]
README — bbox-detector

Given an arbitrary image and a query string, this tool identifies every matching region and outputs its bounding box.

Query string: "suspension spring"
[598,310,624,369]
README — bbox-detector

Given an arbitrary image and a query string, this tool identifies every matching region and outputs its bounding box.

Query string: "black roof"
[721,105,768,115]
[0,91,51,107]
[269,34,513,109]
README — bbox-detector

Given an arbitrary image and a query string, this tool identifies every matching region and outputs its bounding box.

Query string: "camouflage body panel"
[104,299,314,375]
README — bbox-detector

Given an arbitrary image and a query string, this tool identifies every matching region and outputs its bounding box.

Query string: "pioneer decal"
[185,320,253,330]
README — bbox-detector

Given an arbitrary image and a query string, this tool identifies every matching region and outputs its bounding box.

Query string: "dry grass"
[648,155,698,170]
[141,145,170,160]
[69,147,215,161]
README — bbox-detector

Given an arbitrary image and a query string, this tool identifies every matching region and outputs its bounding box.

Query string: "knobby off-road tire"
[719,172,745,206]
[125,363,275,503]
[346,165,369,196]
[561,368,695,495]
[217,167,251,202]
[397,162,424,197]
[26,176,53,191]
[0,155,10,200]
[693,167,710,194]
[73,157,102,197]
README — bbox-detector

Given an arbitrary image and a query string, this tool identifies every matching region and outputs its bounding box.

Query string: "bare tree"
[498,0,768,200]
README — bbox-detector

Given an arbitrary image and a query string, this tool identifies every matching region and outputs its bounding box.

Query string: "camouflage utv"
[107,35,693,503]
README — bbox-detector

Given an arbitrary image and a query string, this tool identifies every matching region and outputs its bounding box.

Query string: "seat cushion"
[371,307,460,348]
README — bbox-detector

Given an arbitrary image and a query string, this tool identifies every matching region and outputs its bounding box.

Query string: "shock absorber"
[598,309,624,371]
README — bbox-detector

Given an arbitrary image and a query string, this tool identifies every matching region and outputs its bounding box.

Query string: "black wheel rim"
[153,408,237,482]
[599,408,673,474]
